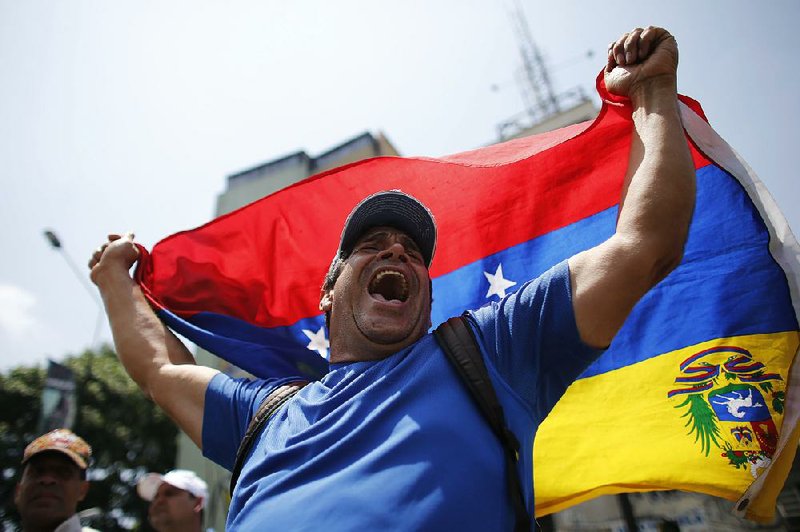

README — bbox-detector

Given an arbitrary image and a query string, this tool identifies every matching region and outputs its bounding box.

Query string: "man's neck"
[154,519,202,532]
[328,347,396,365]
[22,513,78,532]
[328,329,425,365]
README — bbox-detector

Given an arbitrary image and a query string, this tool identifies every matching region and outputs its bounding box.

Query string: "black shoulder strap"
[229,380,308,495]
[434,316,531,532]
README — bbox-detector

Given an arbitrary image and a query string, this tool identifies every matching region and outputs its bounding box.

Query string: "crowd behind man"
[14,429,208,532]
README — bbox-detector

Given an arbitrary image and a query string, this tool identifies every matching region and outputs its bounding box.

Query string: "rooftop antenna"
[509,0,559,121]
[494,2,595,141]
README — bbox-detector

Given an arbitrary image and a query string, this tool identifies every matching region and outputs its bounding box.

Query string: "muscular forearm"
[89,233,217,447]
[616,76,695,282]
[94,264,216,447]
[568,27,695,348]
[94,265,196,398]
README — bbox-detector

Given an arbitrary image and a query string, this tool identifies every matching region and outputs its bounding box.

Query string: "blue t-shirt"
[202,260,602,530]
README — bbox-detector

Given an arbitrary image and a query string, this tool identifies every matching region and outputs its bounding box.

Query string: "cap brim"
[136,473,164,501]
[339,191,436,266]
[24,447,88,470]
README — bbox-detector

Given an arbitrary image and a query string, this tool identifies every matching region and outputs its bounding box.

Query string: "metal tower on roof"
[509,0,560,120]
[495,2,595,141]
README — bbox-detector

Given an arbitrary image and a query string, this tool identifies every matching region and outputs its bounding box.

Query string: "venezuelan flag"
[533,92,800,522]
[135,74,800,521]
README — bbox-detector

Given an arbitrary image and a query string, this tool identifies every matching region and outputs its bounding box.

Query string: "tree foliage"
[0,345,178,530]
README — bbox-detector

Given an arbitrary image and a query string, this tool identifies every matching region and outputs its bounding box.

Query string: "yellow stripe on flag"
[534,331,800,517]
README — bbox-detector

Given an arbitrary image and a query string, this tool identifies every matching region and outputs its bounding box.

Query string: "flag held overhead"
[135,73,800,521]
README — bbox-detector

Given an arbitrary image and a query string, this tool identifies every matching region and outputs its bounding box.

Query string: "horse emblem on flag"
[668,346,785,479]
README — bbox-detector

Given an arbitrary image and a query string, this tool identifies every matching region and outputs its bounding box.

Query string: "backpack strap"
[434,315,531,532]
[229,380,308,495]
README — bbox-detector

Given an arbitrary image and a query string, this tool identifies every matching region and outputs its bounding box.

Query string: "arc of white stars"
[484,263,517,299]
[302,326,330,359]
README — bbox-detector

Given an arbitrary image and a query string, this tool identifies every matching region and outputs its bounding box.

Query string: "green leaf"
[773,391,785,415]
[675,394,722,456]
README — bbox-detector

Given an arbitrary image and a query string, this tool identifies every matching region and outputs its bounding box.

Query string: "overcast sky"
[1,0,798,371]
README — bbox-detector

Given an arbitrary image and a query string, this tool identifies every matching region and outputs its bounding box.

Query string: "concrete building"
[217,131,398,216]
[496,86,597,141]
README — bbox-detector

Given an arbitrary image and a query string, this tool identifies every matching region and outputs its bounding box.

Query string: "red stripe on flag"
[137,87,711,327]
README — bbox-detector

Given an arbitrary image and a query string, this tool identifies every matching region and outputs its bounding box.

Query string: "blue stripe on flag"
[158,308,329,378]
[166,164,797,382]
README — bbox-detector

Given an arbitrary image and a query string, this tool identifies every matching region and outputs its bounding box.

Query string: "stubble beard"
[353,306,423,347]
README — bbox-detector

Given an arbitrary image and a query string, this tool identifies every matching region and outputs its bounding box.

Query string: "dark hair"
[322,254,346,294]
[321,254,346,330]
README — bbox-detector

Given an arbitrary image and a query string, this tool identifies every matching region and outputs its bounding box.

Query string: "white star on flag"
[302,326,330,359]
[484,263,517,299]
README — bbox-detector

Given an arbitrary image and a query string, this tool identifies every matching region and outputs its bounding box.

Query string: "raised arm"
[568,27,696,348]
[89,233,219,447]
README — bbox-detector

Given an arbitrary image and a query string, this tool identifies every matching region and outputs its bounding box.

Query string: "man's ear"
[78,480,89,502]
[320,290,334,312]
[193,497,204,514]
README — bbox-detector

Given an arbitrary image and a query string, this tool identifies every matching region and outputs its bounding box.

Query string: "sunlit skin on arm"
[89,233,218,448]
[568,27,696,348]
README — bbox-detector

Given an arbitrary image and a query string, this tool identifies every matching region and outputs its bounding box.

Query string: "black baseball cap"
[337,190,437,266]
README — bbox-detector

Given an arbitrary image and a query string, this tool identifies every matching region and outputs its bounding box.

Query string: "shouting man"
[90,27,694,530]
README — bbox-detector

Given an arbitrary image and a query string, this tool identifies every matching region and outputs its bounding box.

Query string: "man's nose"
[379,242,408,262]
[35,471,59,485]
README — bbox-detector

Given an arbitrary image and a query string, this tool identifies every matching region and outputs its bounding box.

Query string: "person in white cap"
[137,469,207,532]
[90,26,695,531]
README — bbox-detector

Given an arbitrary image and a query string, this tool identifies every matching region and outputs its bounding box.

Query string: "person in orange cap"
[14,429,97,532]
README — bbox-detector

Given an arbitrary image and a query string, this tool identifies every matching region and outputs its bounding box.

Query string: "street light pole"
[43,229,104,347]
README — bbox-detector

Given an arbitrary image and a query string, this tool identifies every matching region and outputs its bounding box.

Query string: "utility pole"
[43,229,104,347]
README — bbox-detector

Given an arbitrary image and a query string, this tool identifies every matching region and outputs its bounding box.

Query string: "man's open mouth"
[368,269,410,303]
[33,492,61,502]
